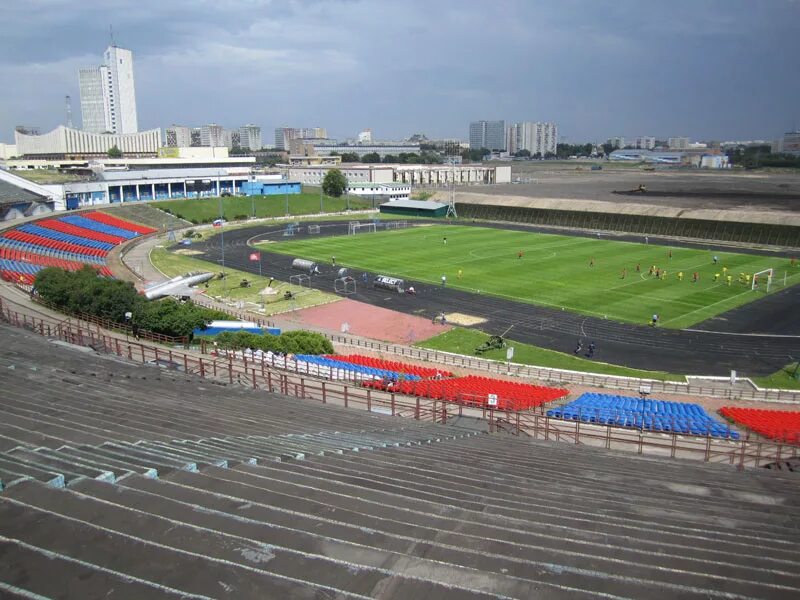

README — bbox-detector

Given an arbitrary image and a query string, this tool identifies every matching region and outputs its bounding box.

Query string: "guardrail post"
[229,356,234,384]
[139,345,145,363]
[366,388,372,412]
[300,378,306,400]
[343,386,349,408]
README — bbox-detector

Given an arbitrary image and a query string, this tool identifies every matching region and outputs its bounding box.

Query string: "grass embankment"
[155,192,372,224]
[417,328,685,382]
[752,364,800,390]
[266,224,799,329]
[149,246,340,316]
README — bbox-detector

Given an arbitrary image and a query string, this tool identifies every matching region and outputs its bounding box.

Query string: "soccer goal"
[348,221,377,235]
[308,224,320,234]
[385,220,409,230]
[334,276,356,295]
[289,274,310,288]
[752,268,773,292]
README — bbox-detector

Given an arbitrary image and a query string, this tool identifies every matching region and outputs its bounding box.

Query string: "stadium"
[0,164,799,598]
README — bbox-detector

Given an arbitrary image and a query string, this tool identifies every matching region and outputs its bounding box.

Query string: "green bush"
[34,267,228,339]
[213,329,333,355]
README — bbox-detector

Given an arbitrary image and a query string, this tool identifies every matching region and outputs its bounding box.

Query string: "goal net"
[334,276,356,295]
[385,220,409,230]
[289,274,310,288]
[751,268,773,292]
[348,221,377,235]
[308,224,320,234]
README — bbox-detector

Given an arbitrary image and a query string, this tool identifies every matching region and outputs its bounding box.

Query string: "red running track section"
[83,211,157,235]
[720,407,800,444]
[324,354,453,379]
[363,375,568,411]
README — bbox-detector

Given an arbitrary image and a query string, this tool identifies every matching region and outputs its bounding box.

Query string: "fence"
[1,294,796,470]
[456,203,800,247]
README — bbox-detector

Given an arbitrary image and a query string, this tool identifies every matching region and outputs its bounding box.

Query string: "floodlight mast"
[446,157,458,218]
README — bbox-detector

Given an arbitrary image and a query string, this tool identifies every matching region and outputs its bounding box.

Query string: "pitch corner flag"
[249,252,261,261]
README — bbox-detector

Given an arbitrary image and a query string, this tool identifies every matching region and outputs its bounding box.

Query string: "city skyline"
[0,0,798,144]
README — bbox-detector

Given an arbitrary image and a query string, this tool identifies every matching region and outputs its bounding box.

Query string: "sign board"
[506,346,515,360]
[487,394,498,407]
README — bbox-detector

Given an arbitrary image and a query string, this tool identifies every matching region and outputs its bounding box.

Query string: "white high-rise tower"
[79,45,139,134]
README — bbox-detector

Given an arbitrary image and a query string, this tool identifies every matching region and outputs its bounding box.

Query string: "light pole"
[218,194,226,293]
[320,182,323,214]
[284,165,290,216]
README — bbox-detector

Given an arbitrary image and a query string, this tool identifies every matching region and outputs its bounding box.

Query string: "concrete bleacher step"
[310,443,800,534]
[163,465,800,599]
[0,410,113,447]
[0,488,367,600]
[52,446,158,479]
[73,444,188,477]
[108,467,800,583]
[0,455,65,489]
[0,537,206,600]
[292,444,800,546]
[98,442,198,472]
[1,480,509,600]
[80,475,554,599]
[6,447,116,484]
[217,461,800,593]
[134,441,229,468]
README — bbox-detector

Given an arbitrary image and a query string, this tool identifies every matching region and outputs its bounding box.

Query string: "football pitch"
[262,224,799,329]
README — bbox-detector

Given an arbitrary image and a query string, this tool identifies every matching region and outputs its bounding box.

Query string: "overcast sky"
[1,0,798,144]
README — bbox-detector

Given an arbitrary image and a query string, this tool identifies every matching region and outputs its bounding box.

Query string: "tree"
[601,143,615,157]
[340,152,360,162]
[514,149,531,158]
[463,147,490,162]
[322,169,348,197]
[107,145,122,158]
[361,152,381,163]
[382,154,398,163]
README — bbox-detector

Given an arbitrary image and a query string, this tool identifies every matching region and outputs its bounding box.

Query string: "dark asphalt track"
[189,220,800,377]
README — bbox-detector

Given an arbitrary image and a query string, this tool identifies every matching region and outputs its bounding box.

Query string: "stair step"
[0,536,201,599]
[11,447,115,484]
[54,446,158,479]
[0,456,64,488]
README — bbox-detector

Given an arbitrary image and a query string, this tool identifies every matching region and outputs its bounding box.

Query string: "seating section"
[0,247,113,277]
[83,211,157,235]
[0,211,153,284]
[720,407,800,444]
[61,214,141,240]
[0,323,797,599]
[16,223,115,251]
[0,258,43,285]
[324,354,453,378]
[364,375,569,411]
[549,393,738,439]
[296,354,422,381]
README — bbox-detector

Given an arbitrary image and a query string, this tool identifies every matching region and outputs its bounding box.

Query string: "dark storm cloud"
[1,0,798,143]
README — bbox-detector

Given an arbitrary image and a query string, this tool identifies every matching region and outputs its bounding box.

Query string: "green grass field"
[150,246,340,315]
[154,191,372,224]
[263,224,799,329]
[418,328,685,381]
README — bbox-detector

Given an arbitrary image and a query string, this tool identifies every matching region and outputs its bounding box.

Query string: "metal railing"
[1,294,797,471]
